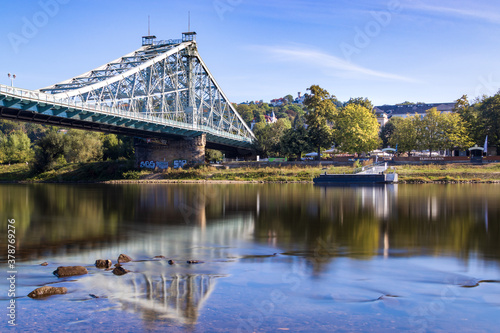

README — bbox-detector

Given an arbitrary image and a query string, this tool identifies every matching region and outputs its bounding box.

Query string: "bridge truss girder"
[39,35,254,145]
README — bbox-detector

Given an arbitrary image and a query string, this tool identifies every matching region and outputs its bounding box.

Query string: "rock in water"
[112,265,129,276]
[40,262,48,266]
[187,260,203,264]
[53,266,88,277]
[95,259,112,269]
[117,254,132,263]
[28,286,67,298]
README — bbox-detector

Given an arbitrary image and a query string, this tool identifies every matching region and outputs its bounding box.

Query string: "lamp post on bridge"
[7,73,16,87]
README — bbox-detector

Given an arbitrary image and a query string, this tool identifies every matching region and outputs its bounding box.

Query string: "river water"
[1,183,499,332]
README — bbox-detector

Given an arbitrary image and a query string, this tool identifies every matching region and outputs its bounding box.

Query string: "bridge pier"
[135,134,206,169]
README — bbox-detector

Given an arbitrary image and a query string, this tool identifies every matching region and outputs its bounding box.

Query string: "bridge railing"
[0,84,253,144]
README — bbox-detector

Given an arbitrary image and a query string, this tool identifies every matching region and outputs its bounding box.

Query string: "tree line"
[252,85,500,159]
[2,86,500,167]
[0,120,134,171]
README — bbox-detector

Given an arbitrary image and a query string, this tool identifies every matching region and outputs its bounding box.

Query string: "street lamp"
[7,73,16,87]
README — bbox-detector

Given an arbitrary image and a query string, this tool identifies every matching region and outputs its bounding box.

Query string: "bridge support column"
[135,134,206,169]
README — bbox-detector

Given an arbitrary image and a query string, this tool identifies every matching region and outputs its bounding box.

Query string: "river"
[1,183,499,332]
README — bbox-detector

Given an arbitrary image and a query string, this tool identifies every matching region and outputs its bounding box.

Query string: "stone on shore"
[95,259,112,269]
[28,286,67,298]
[117,254,132,263]
[112,265,129,276]
[53,266,88,277]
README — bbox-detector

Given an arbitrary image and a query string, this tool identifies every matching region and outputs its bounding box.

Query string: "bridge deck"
[0,84,253,152]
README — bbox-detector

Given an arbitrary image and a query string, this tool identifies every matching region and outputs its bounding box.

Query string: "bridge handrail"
[0,83,253,144]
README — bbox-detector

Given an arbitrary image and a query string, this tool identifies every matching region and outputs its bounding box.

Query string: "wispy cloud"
[404,1,500,24]
[257,45,416,82]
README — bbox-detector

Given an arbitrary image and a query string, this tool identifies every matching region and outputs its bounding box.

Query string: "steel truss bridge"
[0,32,254,152]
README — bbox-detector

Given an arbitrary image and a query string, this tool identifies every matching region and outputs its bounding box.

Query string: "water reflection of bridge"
[112,272,221,325]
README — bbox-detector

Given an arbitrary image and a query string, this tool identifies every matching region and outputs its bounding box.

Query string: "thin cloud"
[405,2,500,24]
[258,45,417,82]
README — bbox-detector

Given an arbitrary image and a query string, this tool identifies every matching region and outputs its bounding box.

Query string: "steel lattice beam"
[39,33,255,143]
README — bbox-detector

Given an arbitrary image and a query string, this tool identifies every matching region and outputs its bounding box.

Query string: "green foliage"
[253,118,291,157]
[102,134,134,161]
[454,95,483,145]
[280,116,310,160]
[389,115,419,154]
[304,85,337,159]
[379,117,402,148]
[443,112,474,150]
[206,149,223,162]
[344,97,374,111]
[388,108,474,155]
[0,130,33,164]
[33,130,66,172]
[334,103,381,154]
[63,129,103,163]
[479,92,500,154]
[417,108,447,155]
[235,104,255,125]
[284,94,294,104]
[122,170,141,180]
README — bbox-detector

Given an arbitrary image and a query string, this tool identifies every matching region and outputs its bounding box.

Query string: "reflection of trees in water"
[251,184,499,267]
[1,183,498,265]
[0,184,126,259]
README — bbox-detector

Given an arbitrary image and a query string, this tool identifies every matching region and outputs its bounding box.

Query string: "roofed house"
[374,103,455,120]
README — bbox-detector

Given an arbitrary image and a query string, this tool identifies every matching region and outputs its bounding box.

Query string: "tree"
[417,108,447,156]
[102,134,134,160]
[389,115,419,155]
[33,130,66,172]
[0,131,32,164]
[442,112,474,153]
[253,118,291,157]
[304,85,337,160]
[344,97,374,111]
[0,133,5,163]
[284,94,294,104]
[64,130,103,163]
[380,117,403,148]
[280,116,311,160]
[479,92,500,154]
[205,149,223,163]
[334,103,381,154]
[235,104,254,125]
[454,95,484,145]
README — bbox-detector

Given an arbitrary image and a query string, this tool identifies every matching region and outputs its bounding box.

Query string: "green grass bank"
[1,161,500,183]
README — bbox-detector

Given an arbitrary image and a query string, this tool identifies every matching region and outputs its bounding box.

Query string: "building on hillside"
[374,103,455,120]
[270,98,286,107]
[294,92,305,105]
[250,111,277,130]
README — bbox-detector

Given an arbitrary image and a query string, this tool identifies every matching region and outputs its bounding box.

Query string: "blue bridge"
[0,32,255,165]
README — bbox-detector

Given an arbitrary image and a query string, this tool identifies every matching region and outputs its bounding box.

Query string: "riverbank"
[1,161,500,184]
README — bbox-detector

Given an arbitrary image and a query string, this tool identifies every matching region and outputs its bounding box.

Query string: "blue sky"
[1,0,500,106]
